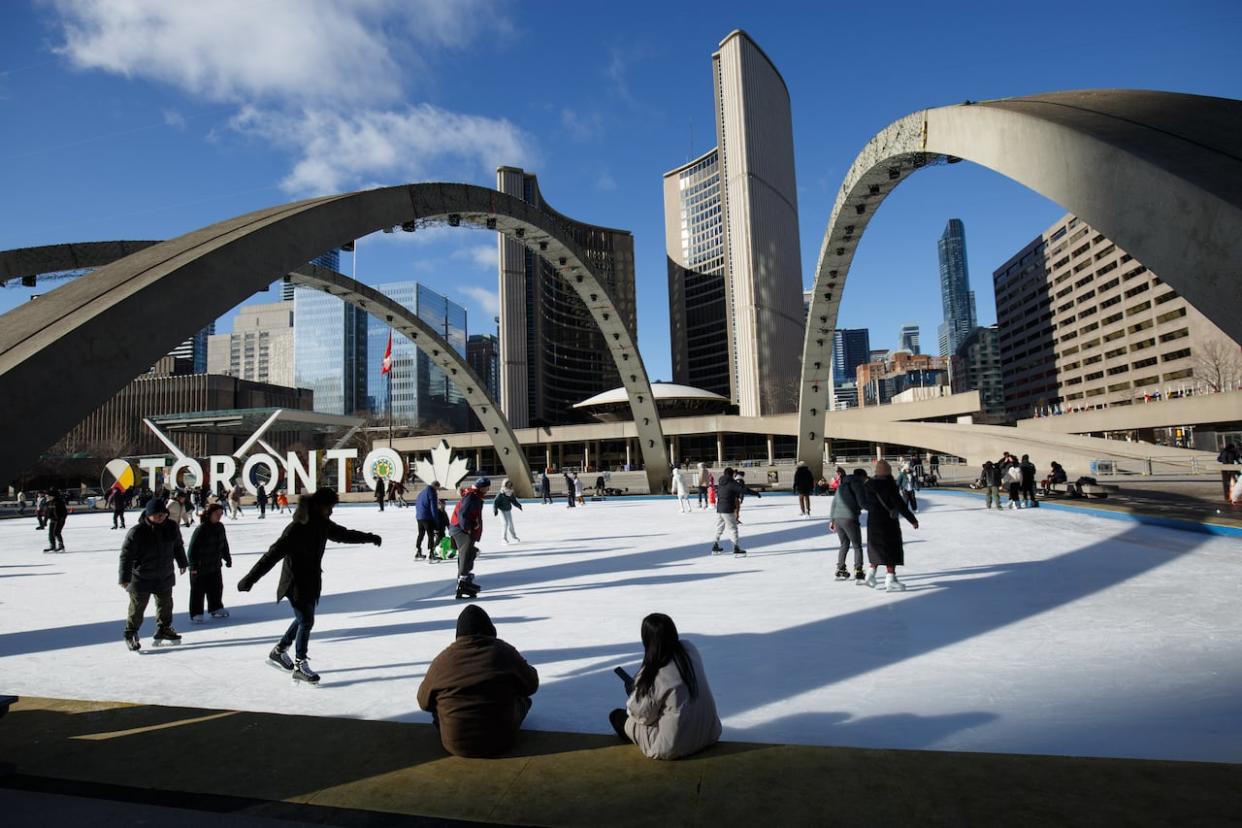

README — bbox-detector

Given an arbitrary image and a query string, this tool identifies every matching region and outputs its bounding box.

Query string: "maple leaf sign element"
[413,440,470,491]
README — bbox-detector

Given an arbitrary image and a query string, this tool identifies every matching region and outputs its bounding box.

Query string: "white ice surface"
[2,493,1239,762]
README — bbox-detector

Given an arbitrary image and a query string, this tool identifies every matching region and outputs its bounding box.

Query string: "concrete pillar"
[766,434,774,466]
[668,439,675,464]
[625,440,632,470]
[824,439,833,464]
[595,441,603,471]
[716,433,724,465]
[875,443,884,461]
[584,442,590,471]
[545,444,552,473]
[557,443,563,470]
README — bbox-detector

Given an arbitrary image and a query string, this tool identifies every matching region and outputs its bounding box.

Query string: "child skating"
[492,479,523,543]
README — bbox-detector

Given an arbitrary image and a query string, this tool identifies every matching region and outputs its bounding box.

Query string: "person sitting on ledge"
[609,613,721,760]
[417,605,540,758]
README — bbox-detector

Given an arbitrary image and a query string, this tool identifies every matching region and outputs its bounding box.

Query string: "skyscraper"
[283,249,341,301]
[206,301,294,386]
[832,328,871,387]
[293,287,367,416]
[467,334,500,401]
[497,166,636,427]
[664,30,805,416]
[166,323,215,373]
[899,324,920,355]
[937,218,978,356]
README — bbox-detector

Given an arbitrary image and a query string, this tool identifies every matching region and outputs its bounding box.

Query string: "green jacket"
[492,492,524,514]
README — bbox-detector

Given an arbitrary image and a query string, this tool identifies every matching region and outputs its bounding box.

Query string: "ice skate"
[854,567,866,584]
[268,646,294,672]
[124,632,141,652]
[190,616,206,625]
[834,565,850,581]
[292,658,320,684]
[864,568,878,588]
[414,550,426,559]
[511,535,520,543]
[710,543,723,555]
[210,608,230,619]
[152,627,182,646]
[733,547,747,557]
[885,573,907,592]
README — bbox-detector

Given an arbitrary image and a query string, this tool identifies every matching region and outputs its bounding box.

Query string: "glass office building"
[293,286,367,416]
[937,218,978,356]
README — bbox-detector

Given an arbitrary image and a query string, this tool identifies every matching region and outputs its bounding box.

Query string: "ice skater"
[256,483,269,519]
[492,479,523,543]
[119,499,188,650]
[43,489,68,553]
[830,468,867,582]
[1004,462,1023,509]
[710,468,760,557]
[415,481,442,559]
[540,470,554,505]
[447,477,490,599]
[696,463,710,509]
[374,477,386,512]
[672,464,690,513]
[187,503,232,623]
[862,460,918,592]
[793,460,814,516]
[564,471,575,508]
[107,483,128,530]
[228,482,244,519]
[977,461,1003,509]
[237,488,382,684]
[897,463,918,512]
[573,473,585,506]
[1019,454,1038,508]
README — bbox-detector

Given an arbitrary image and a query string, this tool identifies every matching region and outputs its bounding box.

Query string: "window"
[1133,374,1159,387]
[1132,338,1157,351]
[1107,364,1129,376]
[1104,346,1127,359]
[1161,347,1192,362]
[1102,311,1124,326]
[1131,356,1158,370]
[1125,300,1152,316]
[1159,327,1190,344]
[1108,381,1131,392]
[1122,265,1147,281]
[1124,282,1150,299]
[1163,368,1193,381]
[1156,307,1188,325]
[1154,291,1178,305]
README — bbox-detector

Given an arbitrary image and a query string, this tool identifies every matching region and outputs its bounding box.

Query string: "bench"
[1047,482,1118,499]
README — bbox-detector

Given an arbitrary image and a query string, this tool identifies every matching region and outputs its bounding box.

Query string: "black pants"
[377,498,385,511]
[541,490,553,504]
[1008,483,1021,502]
[47,519,65,549]
[278,598,316,661]
[902,490,918,512]
[258,501,266,518]
[416,518,441,552]
[189,570,224,618]
[112,509,126,528]
[1021,481,1036,502]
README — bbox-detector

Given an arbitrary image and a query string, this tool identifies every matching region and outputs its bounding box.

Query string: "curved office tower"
[496,166,637,427]
[665,30,805,416]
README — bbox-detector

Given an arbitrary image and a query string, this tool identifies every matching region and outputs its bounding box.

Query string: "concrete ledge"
[1,697,1238,826]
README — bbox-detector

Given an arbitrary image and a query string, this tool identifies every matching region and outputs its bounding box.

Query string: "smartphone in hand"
[614,666,635,695]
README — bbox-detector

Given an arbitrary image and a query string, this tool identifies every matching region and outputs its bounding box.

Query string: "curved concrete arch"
[0,183,671,491]
[798,89,1242,477]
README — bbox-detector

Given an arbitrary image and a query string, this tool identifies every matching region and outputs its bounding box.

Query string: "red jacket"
[450,488,485,541]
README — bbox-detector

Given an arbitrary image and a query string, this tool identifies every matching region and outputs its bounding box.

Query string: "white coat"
[671,467,688,497]
[625,640,721,760]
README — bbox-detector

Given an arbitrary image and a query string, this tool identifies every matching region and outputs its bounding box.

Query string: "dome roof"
[573,383,730,409]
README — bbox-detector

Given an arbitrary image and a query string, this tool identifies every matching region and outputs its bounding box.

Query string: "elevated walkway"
[1,696,1238,826]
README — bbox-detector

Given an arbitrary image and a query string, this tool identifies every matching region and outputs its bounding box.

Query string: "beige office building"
[207,301,295,387]
[995,214,1241,420]
[664,30,805,417]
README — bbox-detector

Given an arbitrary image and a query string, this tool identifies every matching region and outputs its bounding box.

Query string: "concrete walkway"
[1,697,1238,827]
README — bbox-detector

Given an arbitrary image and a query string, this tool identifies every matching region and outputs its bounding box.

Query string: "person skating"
[977,461,1003,509]
[107,483,128,530]
[447,477,491,599]
[256,483,269,519]
[608,613,721,760]
[492,479,523,543]
[417,605,539,758]
[1019,454,1038,508]
[540,470,553,505]
[374,477,386,512]
[276,490,290,514]
[1003,462,1023,509]
[43,489,68,552]
[187,503,232,623]
[710,468,761,556]
[119,499,188,650]
[415,481,442,559]
[897,463,918,513]
[793,460,814,516]
[573,473,585,506]
[228,482,244,519]
[237,488,381,683]
[830,468,867,582]
[862,460,919,592]
[563,471,575,509]
[930,454,940,479]
[696,463,709,509]
[35,491,48,531]
[1218,443,1239,502]
[672,464,690,514]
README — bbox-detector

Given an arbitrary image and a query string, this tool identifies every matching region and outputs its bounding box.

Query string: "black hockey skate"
[292,659,320,684]
[854,567,866,583]
[733,547,747,557]
[124,632,141,652]
[710,543,723,555]
[835,566,851,581]
[268,646,294,672]
[455,578,480,600]
[152,627,182,646]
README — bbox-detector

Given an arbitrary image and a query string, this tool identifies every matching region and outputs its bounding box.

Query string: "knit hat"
[456,604,496,638]
[474,476,491,489]
[143,498,169,517]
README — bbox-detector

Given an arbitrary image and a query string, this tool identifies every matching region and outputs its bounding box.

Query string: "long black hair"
[634,613,698,700]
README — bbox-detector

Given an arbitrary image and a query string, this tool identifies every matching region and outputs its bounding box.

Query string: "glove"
[237,577,252,592]
[371,534,383,547]
[225,560,232,568]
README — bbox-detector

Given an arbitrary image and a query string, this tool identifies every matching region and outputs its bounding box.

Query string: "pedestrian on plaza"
[563,471,575,509]
[594,474,606,498]
[830,468,868,582]
[862,460,918,592]
[793,460,814,516]
[573,473,585,505]
[237,488,382,684]
[1041,461,1068,495]
[696,463,709,509]
[710,468,761,557]
[1004,462,1023,509]
[228,482,244,519]
[447,477,491,599]
[35,490,48,530]
[1218,443,1239,502]
[672,464,690,514]
[1019,454,1038,508]
[187,503,232,623]
[276,490,290,514]
[119,498,188,650]
[540,470,553,505]
[108,483,128,530]
[256,483,269,519]
[492,479,523,543]
[415,481,442,559]
[417,605,539,758]
[930,454,940,478]
[43,489,68,553]
[374,476,387,512]
[977,461,1003,509]
[897,463,918,513]
[608,613,721,760]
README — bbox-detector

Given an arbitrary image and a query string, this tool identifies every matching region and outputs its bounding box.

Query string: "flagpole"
[387,327,394,449]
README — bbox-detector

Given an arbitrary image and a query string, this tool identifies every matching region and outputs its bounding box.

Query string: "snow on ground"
[1,492,1239,762]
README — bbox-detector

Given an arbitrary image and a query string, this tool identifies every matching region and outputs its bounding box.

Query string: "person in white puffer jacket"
[609,613,721,760]
[671,465,690,513]
[1004,463,1024,509]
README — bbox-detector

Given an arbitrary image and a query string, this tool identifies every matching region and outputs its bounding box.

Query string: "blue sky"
[2,1,1239,379]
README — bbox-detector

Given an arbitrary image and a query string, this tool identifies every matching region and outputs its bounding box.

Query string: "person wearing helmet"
[448,477,492,600]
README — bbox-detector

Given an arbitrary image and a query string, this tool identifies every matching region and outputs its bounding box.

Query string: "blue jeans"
[278,598,315,661]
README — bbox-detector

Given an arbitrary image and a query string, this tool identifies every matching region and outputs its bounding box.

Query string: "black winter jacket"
[119,517,188,593]
[239,513,378,605]
[1019,461,1037,486]
[187,522,232,574]
[715,476,760,513]
[863,476,916,566]
[978,465,1002,487]
[47,495,68,525]
[792,466,814,494]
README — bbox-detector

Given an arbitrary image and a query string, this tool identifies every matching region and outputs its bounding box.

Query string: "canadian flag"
[380,330,393,375]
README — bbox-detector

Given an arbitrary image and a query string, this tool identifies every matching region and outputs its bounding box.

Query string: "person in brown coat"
[417,605,539,758]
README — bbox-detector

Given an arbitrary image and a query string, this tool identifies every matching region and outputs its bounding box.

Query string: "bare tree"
[1194,338,1242,393]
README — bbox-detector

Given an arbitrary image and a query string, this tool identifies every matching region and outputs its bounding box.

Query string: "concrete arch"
[798,89,1242,476]
[0,183,670,491]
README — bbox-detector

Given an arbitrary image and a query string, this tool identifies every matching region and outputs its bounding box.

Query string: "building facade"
[467,334,500,401]
[857,352,950,407]
[951,325,1007,425]
[937,218,978,356]
[282,249,341,301]
[293,286,367,416]
[207,301,295,387]
[166,323,215,374]
[664,29,805,416]
[831,328,871,410]
[899,324,921,355]
[497,166,636,428]
[995,214,1242,421]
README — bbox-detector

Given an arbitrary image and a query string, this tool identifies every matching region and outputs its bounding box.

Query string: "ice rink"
[2,492,1239,762]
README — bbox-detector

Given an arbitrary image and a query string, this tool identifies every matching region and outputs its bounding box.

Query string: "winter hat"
[143,498,169,517]
[475,476,491,489]
[501,478,513,491]
[456,605,496,638]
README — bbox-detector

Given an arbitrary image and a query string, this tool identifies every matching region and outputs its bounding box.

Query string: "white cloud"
[453,244,499,269]
[459,285,499,316]
[162,109,186,129]
[561,107,602,141]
